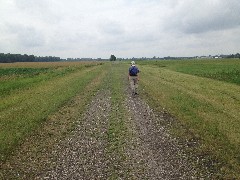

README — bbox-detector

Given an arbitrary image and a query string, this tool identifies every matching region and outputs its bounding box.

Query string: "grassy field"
[138,58,240,85]
[138,58,240,178]
[0,61,107,161]
[0,59,240,178]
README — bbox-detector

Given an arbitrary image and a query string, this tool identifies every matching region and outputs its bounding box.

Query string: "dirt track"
[1,64,212,179]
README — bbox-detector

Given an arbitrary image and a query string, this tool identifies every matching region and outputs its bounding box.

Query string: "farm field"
[0,59,240,179]
[138,59,240,178]
[138,58,240,85]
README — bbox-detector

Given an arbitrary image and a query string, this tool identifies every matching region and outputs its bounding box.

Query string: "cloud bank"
[0,0,239,58]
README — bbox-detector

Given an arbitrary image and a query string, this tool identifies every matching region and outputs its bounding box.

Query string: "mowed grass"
[0,62,96,97]
[138,59,240,179]
[104,62,132,179]
[139,58,240,85]
[0,61,107,161]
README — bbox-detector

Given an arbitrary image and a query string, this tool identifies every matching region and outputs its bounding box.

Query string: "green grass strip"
[0,63,106,161]
[138,59,240,85]
[140,65,240,179]
[0,66,81,97]
[0,63,110,179]
[104,62,131,179]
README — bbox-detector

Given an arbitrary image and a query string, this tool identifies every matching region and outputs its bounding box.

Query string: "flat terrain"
[0,60,239,179]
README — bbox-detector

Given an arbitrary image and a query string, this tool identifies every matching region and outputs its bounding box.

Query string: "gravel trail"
[124,88,208,179]
[37,86,211,179]
[36,90,111,179]
[1,65,212,179]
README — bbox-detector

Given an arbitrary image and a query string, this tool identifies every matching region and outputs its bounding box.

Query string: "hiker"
[128,61,140,95]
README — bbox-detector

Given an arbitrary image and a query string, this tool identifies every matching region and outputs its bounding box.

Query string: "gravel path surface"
[36,90,111,179]
[1,68,212,179]
[124,90,205,179]
[35,88,211,179]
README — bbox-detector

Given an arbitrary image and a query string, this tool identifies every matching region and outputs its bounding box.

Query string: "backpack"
[129,66,138,76]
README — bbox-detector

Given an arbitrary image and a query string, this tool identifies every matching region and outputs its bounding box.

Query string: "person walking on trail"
[128,61,140,95]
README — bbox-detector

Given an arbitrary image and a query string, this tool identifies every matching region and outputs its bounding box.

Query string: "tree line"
[227,53,240,59]
[1,52,239,63]
[0,53,61,63]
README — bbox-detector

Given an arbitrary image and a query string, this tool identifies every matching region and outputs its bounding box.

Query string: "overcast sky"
[0,0,240,59]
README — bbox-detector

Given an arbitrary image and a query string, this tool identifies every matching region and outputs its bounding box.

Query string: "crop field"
[0,59,240,179]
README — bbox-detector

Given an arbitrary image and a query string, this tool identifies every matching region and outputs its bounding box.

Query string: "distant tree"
[0,53,63,63]
[0,53,36,63]
[235,53,240,59]
[110,54,116,61]
[227,54,235,58]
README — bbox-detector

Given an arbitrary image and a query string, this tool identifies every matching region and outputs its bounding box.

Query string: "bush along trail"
[1,62,213,179]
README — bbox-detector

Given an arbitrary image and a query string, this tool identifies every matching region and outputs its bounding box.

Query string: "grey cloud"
[164,0,240,34]
[122,32,158,45]
[6,24,45,48]
[98,21,126,36]
[1,0,240,58]
[97,30,159,54]
[14,0,49,10]
[13,0,62,24]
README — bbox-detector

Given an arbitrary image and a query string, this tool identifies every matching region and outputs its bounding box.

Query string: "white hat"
[131,61,135,65]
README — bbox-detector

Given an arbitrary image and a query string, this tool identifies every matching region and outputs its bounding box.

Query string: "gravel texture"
[36,90,111,179]
[124,90,208,179]
[36,88,211,179]
[1,78,213,179]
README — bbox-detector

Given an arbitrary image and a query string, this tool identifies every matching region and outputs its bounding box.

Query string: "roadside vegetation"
[138,58,240,179]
